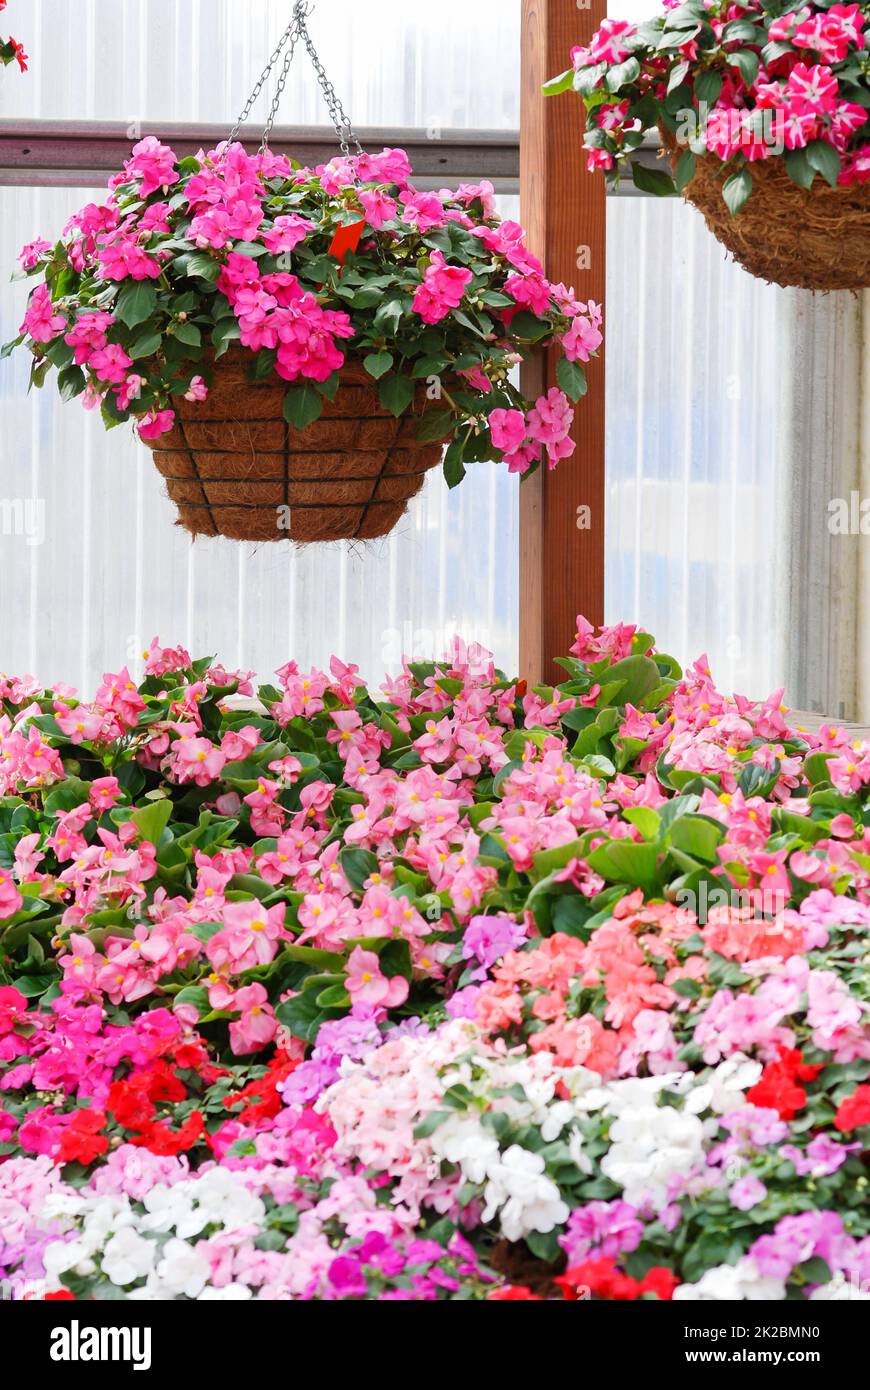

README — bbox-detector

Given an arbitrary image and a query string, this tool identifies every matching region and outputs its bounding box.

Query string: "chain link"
[228,1,363,159]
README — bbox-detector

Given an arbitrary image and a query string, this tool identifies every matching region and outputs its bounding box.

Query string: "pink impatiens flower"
[21,284,66,344]
[137,408,176,440]
[261,213,315,253]
[345,947,409,1009]
[18,237,51,269]
[412,249,473,325]
[119,136,178,197]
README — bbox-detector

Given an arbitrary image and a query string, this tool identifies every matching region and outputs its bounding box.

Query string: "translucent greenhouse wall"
[0,0,819,705]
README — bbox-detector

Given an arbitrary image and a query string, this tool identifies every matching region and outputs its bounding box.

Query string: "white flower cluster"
[672,1257,786,1301]
[321,1020,765,1248]
[40,1166,266,1300]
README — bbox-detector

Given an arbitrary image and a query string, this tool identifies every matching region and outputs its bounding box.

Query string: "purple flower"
[445,984,485,1019]
[461,913,528,982]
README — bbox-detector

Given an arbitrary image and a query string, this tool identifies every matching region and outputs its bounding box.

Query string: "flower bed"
[1,622,869,1301]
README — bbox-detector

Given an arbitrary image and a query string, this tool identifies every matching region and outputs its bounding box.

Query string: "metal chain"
[228,14,298,145]
[228,0,364,158]
[294,3,363,156]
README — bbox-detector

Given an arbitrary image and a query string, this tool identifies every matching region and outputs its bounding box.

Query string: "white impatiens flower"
[430,1114,500,1184]
[155,1237,210,1298]
[185,1167,266,1234]
[481,1144,569,1242]
[81,1194,136,1246]
[566,1126,594,1176]
[539,1099,578,1142]
[101,1227,156,1287]
[43,1237,93,1281]
[809,1275,870,1301]
[680,1054,763,1116]
[198,1282,254,1300]
[673,1258,786,1301]
[140,1182,196,1234]
[600,1104,706,1211]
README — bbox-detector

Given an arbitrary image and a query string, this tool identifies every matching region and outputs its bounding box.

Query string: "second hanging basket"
[145,350,444,543]
[660,128,870,293]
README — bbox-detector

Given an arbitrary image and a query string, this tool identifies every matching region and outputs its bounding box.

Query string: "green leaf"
[509,309,551,342]
[631,162,676,197]
[416,407,455,443]
[114,280,158,329]
[129,330,162,360]
[57,364,86,401]
[668,813,724,865]
[675,148,696,192]
[784,147,815,191]
[586,839,661,894]
[722,167,753,216]
[212,318,241,357]
[173,321,202,347]
[556,356,587,402]
[378,374,415,418]
[597,654,661,707]
[130,798,173,845]
[372,295,406,336]
[228,241,268,258]
[728,49,760,88]
[805,139,841,190]
[363,350,393,380]
[694,71,722,106]
[413,1110,451,1140]
[605,57,641,92]
[283,383,323,430]
[178,250,221,282]
[442,437,466,488]
[542,68,575,97]
[339,845,378,891]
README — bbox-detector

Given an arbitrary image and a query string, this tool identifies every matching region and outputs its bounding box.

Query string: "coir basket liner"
[144,349,445,543]
[660,126,870,292]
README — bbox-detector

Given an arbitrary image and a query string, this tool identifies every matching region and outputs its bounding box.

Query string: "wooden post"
[519,0,607,686]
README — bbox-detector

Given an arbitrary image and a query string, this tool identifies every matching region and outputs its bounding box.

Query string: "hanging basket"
[659,126,870,292]
[144,349,444,543]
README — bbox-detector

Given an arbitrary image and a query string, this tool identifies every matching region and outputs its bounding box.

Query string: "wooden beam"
[0,120,520,190]
[519,0,607,686]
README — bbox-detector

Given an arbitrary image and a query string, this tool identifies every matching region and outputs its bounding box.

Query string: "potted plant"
[8,139,602,542]
[547,0,870,290]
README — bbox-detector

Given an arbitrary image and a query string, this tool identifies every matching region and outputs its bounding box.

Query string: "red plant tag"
[327,216,366,268]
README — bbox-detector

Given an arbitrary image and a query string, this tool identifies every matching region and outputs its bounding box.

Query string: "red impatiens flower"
[8,38,27,70]
[56,1108,109,1166]
[129,1108,206,1156]
[745,1046,824,1120]
[556,1257,677,1301]
[487,1285,543,1300]
[44,1290,75,1300]
[637,1266,679,1301]
[223,1053,299,1125]
[834,1084,870,1132]
[107,1079,156,1132]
